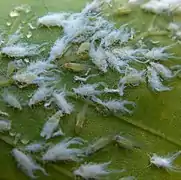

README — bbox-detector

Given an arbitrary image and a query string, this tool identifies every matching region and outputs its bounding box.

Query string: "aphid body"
[74,161,122,179]
[2,43,42,57]
[2,92,22,110]
[150,62,173,79]
[40,111,64,140]
[73,83,103,97]
[84,135,113,155]
[89,43,108,73]
[53,91,74,114]
[12,148,48,179]
[147,66,171,92]
[150,151,181,172]
[0,120,11,132]
[42,137,84,162]
[24,142,47,153]
[37,13,70,27]
[29,85,53,106]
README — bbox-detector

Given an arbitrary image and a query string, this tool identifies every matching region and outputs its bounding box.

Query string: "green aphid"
[114,6,132,16]
[77,42,90,60]
[7,61,16,77]
[75,103,88,135]
[63,63,89,72]
[84,135,114,155]
[114,134,140,150]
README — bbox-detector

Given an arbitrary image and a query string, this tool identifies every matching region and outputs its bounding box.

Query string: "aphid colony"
[0,0,181,179]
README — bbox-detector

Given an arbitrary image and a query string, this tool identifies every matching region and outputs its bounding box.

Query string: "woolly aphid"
[42,137,85,162]
[150,62,174,79]
[89,43,108,73]
[2,91,22,110]
[149,151,181,172]
[147,66,172,92]
[29,85,54,106]
[119,68,146,96]
[0,119,11,132]
[37,12,71,27]
[52,91,74,114]
[105,50,128,74]
[48,36,71,61]
[92,96,136,114]
[24,141,48,153]
[73,83,104,97]
[40,111,64,140]
[2,43,43,57]
[74,161,124,179]
[12,148,48,179]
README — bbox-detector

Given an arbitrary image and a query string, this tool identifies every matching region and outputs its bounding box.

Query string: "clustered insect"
[0,0,181,179]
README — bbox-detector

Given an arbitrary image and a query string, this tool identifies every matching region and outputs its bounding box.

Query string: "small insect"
[12,148,48,179]
[1,43,43,57]
[37,12,70,27]
[77,41,90,59]
[149,151,181,172]
[40,111,64,140]
[48,36,71,61]
[75,103,88,134]
[64,63,88,72]
[13,72,38,85]
[24,141,48,153]
[42,137,85,162]
[73,83,104,97]
[89,43,108,73]
[29,85,54,106]
[0,120,11,132]
[114,134,141,150]
[92,96,136,114]
[74,161,124,179]
[26,60,55,75]
[53,91,74,114]
[105,50,128,74]
[143,45,175,61]
[84,135,114,155]
[2,91,22,110]
[147,66,172,92]
[150,62,173,79]
[119,68,145,96]
[141,0,169,14]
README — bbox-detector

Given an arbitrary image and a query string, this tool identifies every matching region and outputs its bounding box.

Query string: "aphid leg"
[101,161,111,168]
[27,169,38,179]
[36,165,49,176]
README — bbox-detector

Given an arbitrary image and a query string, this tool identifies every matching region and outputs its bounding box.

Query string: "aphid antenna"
[163,42,178,50]
[134,58,150,64]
